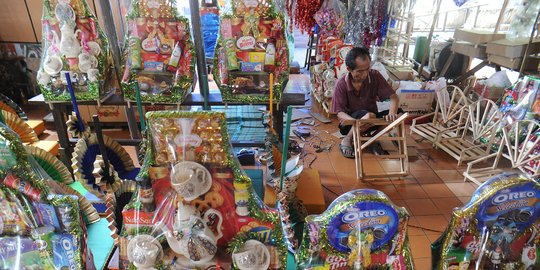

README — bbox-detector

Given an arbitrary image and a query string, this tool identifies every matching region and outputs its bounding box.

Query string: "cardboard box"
[488,54,540,70]
[453,28,506,44]
[236,51,250,62]
[451,41,486,58]
[486,38,540,58]
[82,105,127,122]
[387,66,415,81]
[241,62,263,72]
[398,89,435,115]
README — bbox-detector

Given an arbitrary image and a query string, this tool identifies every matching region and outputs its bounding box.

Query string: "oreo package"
[52,233,81,269]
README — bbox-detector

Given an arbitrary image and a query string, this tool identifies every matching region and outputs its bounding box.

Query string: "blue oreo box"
[52,234,79,269]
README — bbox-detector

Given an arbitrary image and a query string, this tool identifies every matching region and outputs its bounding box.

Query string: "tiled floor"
[21,73,488,269]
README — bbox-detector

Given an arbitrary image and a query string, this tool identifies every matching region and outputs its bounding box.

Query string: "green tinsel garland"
[0,127,50,196]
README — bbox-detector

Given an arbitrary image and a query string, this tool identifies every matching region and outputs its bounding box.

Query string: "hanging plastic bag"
[370,61,390,81]
[314,0,346,37]
[426,77,450,108]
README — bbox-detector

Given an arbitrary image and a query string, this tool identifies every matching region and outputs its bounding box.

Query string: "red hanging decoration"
[293,0,323,34]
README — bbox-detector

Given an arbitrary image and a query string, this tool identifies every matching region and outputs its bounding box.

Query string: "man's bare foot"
[339,136,354,158]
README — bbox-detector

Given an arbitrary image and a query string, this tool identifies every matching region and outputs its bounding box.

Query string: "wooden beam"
[519,8,540,75]
[494,0,509,34]
[453,60,488,85]
[360,113,409,150]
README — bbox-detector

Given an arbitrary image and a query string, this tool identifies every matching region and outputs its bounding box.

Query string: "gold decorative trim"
[66,112,91,139]
[25,145,73,184]
[1,110,38,143]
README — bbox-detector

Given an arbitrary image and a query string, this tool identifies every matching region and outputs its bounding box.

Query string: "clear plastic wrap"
[297,189,415,269]
[213,0,289,103]
[508,76,540,121]
[314,0,346,38]
[120,111,287,269]
[0,123,91,269]
[121,0,196,103]
[38,0,115,102]
[435,173,540,269]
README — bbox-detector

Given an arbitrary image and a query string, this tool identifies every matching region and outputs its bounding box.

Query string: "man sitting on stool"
[332,46,402,158]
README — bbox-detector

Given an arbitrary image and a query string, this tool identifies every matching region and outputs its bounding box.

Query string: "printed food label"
[327,201,399,252]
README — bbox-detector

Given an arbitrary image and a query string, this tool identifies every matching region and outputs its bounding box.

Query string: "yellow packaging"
[249,52,266,63]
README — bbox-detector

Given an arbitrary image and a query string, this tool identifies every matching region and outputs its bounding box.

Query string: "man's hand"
[385,93,400,122]
[337,112,355,126]
[384,113,399,122]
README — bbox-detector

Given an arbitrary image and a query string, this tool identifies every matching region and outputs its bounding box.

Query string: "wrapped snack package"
[120,111,287,269]
[121,0,196,103]
[38,0,115,102]
[503,76,540,122]
[214,0,289,103]
[435,173,540,269]
[297,189,414,269]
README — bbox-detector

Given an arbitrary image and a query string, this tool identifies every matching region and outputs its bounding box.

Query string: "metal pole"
[189,0,210,110]
[97,0,122,89]
[418,0,442,78]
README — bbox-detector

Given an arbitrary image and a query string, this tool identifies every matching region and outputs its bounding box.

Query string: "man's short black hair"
[345,46,371,70]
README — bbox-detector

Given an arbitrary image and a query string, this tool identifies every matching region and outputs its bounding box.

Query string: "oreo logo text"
[342,210,386,223]
[493,191,535,204]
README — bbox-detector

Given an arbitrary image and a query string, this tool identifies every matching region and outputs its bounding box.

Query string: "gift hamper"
[118,111,288,269]
[433,173,540,269]
[121,0,196,103]
[38,0,115,102]
[297,189,415,269]
[214,0,289,103]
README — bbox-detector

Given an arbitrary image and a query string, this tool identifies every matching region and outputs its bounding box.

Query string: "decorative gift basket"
[121,0,196,103]
[434,173,540,269]
[38,0,115,102]
[297,189,415,269]
[0,122,99,269]
[214,0,289,103]
[119,111,288,269]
